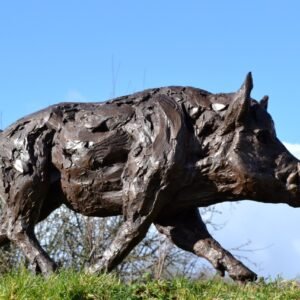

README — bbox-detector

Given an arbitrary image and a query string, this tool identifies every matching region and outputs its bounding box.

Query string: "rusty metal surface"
[0,73,299,281]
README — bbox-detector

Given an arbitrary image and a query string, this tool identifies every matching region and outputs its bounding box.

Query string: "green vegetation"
[0,270,300,300]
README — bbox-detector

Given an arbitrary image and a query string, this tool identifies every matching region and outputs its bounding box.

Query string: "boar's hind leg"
[155,208,257,282]
[86,214,153,274]
[86,167,166,274]
[4,175,57,275]
[0,207,10,246]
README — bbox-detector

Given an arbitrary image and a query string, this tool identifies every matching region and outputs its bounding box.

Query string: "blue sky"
[1,1,300,279]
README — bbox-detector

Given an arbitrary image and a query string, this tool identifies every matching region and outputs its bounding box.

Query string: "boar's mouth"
[274,162,300,206]
[286,162,300,194]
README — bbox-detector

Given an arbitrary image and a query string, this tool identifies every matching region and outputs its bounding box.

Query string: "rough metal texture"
[0,73,299,281]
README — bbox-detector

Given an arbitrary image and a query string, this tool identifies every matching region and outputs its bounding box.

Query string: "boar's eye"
[255,129,273,144]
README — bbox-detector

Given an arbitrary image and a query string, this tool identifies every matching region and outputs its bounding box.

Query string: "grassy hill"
[0,270,300,299]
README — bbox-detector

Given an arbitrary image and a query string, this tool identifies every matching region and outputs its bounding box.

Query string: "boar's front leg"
[155,208,257,282]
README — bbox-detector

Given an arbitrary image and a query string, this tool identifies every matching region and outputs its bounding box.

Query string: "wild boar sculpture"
[0,73,299,281]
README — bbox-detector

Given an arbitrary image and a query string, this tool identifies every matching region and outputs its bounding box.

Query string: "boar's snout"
[286,162,300,195]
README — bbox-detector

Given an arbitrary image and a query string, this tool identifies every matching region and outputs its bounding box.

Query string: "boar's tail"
[0,184,9,247]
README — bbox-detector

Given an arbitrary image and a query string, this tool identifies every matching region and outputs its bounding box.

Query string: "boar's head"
[195,73,300,206]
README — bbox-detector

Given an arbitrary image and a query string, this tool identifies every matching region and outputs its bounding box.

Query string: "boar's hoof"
[229,264,257,282]
[215,264,226,277]
[29,259,58,276]
[84,260,107,275]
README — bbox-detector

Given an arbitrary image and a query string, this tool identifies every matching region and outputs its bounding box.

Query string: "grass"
[0,270,300,299]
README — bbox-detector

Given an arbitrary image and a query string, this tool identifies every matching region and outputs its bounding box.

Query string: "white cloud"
[64,90,86,102]
[292,239,300,257]
[284,142,300,159]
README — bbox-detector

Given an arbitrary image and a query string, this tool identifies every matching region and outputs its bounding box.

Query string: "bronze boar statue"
[0,73,299,281]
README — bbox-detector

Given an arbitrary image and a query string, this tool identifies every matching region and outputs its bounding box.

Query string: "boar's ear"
[260,95,269,110]
[220,73,252,135]
[235,72,253,123]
